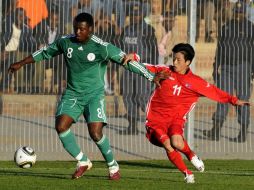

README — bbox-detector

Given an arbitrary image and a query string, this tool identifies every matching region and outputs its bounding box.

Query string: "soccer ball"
[14,146,36,168]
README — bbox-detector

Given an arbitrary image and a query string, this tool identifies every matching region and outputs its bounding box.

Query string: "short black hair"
[74,12,94,27]
[172,43,195,62]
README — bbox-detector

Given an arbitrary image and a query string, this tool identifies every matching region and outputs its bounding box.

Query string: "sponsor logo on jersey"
[169,76,175,80]
[185,83,192,88]
[87,53,96,61]
[78,46,83,51]
[206,83,210,87]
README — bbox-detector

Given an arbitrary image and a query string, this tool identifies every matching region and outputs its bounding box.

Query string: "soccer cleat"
[72,159,92,179]
[191,155,205,172]
[184,172,195,183]
[108,163,121,180]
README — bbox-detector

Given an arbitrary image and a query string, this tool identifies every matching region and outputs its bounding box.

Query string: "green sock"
[59,129,87,161]
[96,135,116,167]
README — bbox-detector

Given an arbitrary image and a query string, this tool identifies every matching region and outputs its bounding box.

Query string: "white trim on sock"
[96,134,106,145]
[75,152,84,161]
[59,129,71,137]
[107,160,115,167]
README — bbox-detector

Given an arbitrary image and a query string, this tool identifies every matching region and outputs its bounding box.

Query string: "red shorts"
[145,121,184,147]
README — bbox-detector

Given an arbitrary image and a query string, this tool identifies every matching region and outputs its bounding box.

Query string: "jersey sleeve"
[32,38,63,62]
[190,76,238,105]
[102,43,155,81]
[144,64,168,73]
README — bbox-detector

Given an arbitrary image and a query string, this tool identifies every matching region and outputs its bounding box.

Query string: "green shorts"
[56,90,107,124]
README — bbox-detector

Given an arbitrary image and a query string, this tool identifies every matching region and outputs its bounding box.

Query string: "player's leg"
[56,95,91,179]
[146,126,194,183]
[85,95,120,180]
[163,139,195,183]
[169,125,204,172]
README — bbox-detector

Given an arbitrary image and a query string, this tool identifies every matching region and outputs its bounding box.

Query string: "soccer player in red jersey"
[126,43,250,183]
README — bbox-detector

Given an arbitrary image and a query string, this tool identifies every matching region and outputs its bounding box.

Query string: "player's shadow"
[118,160,175,170]
[0,169,69,179]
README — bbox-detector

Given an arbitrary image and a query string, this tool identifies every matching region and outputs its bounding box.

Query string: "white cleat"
[184,173,195,183]
[191,155,205,172]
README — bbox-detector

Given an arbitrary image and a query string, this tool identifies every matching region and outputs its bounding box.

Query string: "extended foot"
[184,171,195,183]
[72,159,92,179]
[191,155,205,172]
[108,163,120,180]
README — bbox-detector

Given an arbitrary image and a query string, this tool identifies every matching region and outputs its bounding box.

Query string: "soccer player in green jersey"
[8,12,166,180]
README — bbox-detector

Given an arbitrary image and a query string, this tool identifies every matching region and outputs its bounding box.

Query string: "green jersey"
[32,34,154,95]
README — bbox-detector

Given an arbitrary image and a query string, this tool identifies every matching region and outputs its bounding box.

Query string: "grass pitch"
[0,160,254,190]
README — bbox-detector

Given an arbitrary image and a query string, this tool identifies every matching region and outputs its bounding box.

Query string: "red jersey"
[145,65,238,126]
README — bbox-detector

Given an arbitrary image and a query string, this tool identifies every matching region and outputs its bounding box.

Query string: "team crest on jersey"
[87,53,95,61]
[185,83,192,88]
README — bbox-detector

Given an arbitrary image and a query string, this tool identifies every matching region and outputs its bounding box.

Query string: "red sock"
[167,150,192,174]
[179,140,195,161]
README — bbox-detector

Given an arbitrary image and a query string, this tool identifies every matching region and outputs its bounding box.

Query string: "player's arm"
[190,76,250,106]
[8,39,63,74]
[122,53,170,87]
[103,44,154,80]
[8,55,35,74]
[103,44,169,87]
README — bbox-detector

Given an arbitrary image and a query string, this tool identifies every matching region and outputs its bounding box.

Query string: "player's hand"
[235,100,251,106]
[122,53,140,65]
[153,70,170,88]
[8,62,24,74]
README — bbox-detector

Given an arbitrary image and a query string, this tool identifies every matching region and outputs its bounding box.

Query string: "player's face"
[172,52,190,74]
[73,21,92,43]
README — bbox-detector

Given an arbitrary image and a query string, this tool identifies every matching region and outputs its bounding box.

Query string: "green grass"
[0,160,254,190]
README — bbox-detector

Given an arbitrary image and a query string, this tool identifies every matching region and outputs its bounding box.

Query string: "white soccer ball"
[14,146,36,168]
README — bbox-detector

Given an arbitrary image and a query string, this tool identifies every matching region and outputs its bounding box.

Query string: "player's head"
[172,43,195,74]
[73,12,94,42]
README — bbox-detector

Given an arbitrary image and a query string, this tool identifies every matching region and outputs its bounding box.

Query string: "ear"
[89,26,93,33]
[186,60,191,66]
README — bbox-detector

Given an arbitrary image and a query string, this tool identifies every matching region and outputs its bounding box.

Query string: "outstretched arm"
[122,53,170,88]
[8,55,35,74]
[104,44,169,87]
[235,100,250,106]
[9,39,62,74]
[187,76,251,106]
[122,59,155,81]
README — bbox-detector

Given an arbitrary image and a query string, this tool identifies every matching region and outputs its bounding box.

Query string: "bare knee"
[170,135,184,150]
[89,131,102,142]
[55,115,73,134]
[88,123,103,142]
[162,139,175,152]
